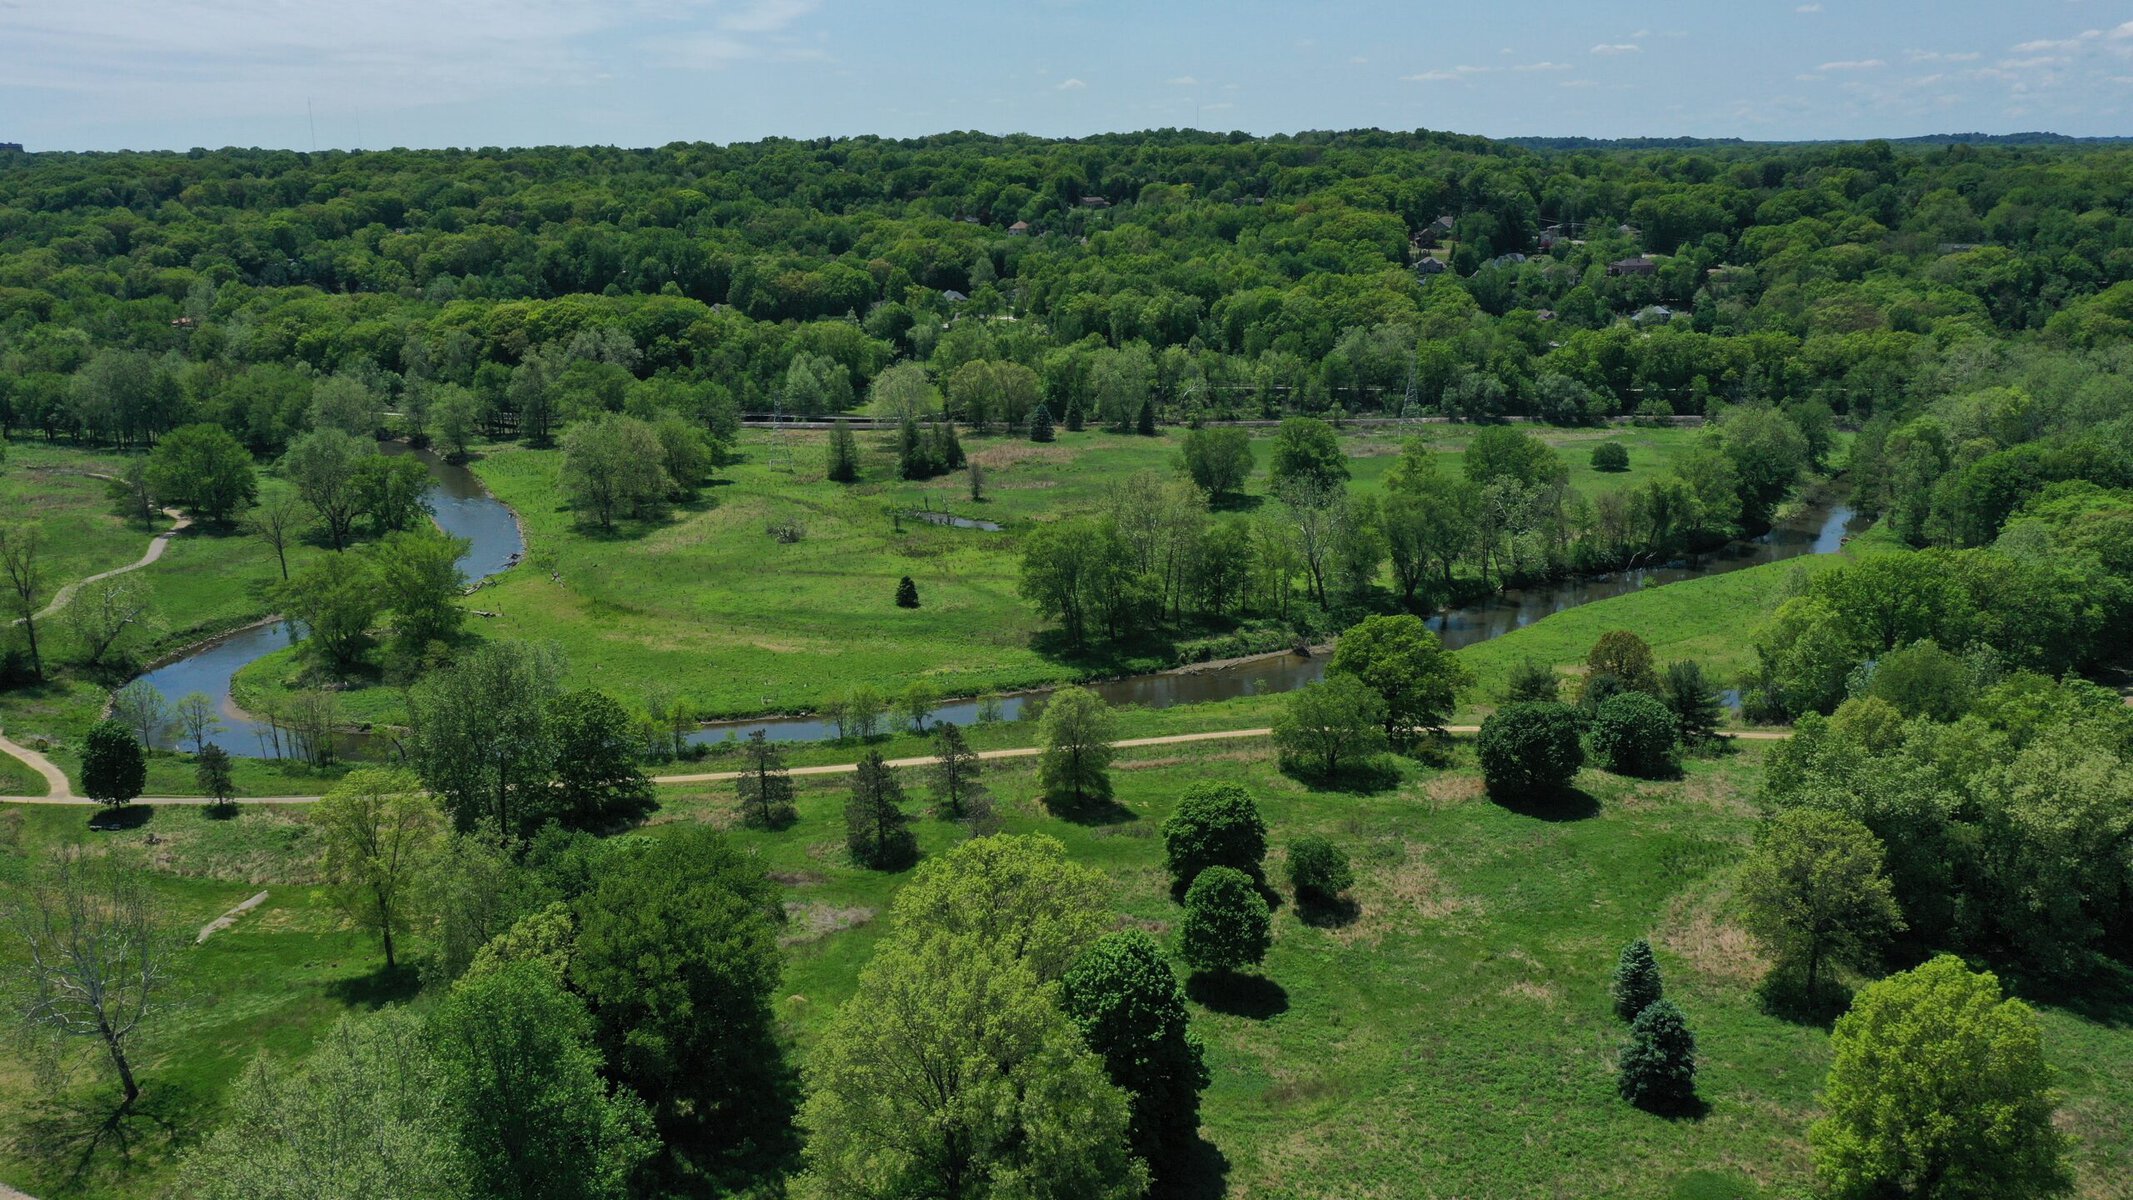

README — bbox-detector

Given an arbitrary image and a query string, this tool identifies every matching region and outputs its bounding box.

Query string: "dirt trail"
[0,724,1791,806]
[0,728,71,799]
[15,473,191,625]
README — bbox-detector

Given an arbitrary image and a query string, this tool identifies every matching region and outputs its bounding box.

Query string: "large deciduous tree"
[1036,685,1116,809]
[1272,674,1388,779]
[6,849,168,1114]
[310,767,446,970]
[547,688,658,831]
[430,962,652,1200]
[1326,613,1471,745]
[146,422,257,523]
[1738,809,1904,998]
[1061,929,1210,1178]
[1811,956,2069,1200]
[279,429,371,551]
[408,640,565,839]
[571,826,796,1193]
[562,413,671,529]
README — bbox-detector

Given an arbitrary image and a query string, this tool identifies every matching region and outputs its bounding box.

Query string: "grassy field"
[241,422,1709,730]
[6,735,2127,1200]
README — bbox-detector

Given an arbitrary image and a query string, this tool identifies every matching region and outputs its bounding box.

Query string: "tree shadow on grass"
[15,1084,188,1193]
[1756,969,1850,1029]
[1295,893,1360,930]
[326,963,423,1009]
[2001,956,2133,1029]
[1488,786,1600,822]
[1154,1133,1232,1200]
[1277,756,1401,795]
[1043,791,1137,826]
[1633,1093,1713,1122]
[87,805,153,832]
[1186,971,1289,1019]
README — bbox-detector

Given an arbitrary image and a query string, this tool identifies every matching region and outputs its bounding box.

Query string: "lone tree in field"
[196,744,237,818]
[0,521,47,679]
[1177,866,1271,975]
[1585,629,1660,696]
[1326,613,1471,746]
[1285,835,1354,905]
[82,718,147,810]
[826,423,861,482]
[1475,701,1584,799]
[1061,929,1210,1178]
[1590,691,1680,778]
[735,729,797,829]
[310,768,446,971]
[7,849,168,1114]
[1661,659,1725,742]
[1811,956,2069,1200]
[1612,938,1665,1020]
[1739,809,1904,999]
[895,575,920,608]
[1504,657,1560,703]
[1272,674,1387,779]
[930,721,990,823]
[1591,441,1630,472]
[1037,686,1116,809]
[1618,999,1698,1112]
[1160,782,1268,890]
[846,751,917,869]
[1029,402,1055,443]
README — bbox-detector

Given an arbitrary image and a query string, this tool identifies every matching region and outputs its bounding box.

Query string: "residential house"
[1607,255,1658,277]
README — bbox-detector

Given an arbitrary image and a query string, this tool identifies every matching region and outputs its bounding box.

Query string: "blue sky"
[5,1,2132,151]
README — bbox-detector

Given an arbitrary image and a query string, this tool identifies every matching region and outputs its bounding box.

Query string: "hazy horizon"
[6,1,2131,153]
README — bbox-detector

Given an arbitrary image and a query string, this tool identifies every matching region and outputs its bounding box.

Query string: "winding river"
[130,443,524,755]
[134,448,1861,757]
[689,497,1866,745]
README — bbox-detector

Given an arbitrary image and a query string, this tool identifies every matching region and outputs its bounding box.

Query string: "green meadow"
[6,733,2128,1200]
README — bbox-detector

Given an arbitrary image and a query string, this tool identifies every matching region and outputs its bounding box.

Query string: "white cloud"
[1167,75,1201,85]
[1590,43,1640,55]
[1998,56,2065,70]
[2113,21,2133,40]
[1512,61,1571,72]
[1818,58,1886,70]
[0,0,826,117]
[2012,38,2082,53]
[1055,77,1085,90]
[1908,50,1982,63]
[1402,70,1464,82]
[1350,55,1368,64]
[1795,3,1821,11]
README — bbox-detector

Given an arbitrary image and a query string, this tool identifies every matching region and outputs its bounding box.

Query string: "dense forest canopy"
[9,127,2133,456]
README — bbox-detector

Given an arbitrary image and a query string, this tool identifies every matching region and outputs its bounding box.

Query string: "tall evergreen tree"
[825,423,860,483]
[1136,398,1156,436]
[735,730,797,829]
[845,751,916,869]
[1612,938,1664,1020]
[1618,999,1698,1111]
[930,721,990,823]
[1029,403,1055,443]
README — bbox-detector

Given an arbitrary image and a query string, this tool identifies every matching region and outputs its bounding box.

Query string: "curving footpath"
[15,475,192,625]
[0,725,1793,807]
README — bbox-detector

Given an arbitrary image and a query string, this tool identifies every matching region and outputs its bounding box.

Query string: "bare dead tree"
[0,521,46,679]
[7,849,170,1114]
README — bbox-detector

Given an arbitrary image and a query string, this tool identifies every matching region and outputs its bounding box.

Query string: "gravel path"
[0,725,1791,807]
